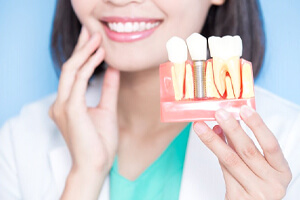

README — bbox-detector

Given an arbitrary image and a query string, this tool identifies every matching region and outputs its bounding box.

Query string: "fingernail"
[240,105,254,118]
[213,125,223,135]
[193,122,208,135]
[215,109,230,121]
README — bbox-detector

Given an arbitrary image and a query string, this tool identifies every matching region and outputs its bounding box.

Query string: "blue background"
[1,0,300,126]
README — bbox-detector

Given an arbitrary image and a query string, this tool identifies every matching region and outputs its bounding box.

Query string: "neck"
[117,67,161,133]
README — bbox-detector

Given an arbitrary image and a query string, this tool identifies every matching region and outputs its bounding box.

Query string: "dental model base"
[160,34,255,122]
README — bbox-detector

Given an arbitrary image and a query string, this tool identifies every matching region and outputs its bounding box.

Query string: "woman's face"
[71,0,218,71]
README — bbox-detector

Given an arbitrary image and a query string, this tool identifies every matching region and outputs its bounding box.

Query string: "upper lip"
[100,16,163,23]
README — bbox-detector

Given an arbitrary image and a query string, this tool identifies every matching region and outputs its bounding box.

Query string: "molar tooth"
[208,36,242,98]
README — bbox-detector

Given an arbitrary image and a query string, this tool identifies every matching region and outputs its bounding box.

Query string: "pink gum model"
[159,59,256,122]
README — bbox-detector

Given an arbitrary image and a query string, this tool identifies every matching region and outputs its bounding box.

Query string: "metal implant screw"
[193,61,206,98]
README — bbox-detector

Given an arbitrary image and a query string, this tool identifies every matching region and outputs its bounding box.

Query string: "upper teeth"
[108,22,160,33]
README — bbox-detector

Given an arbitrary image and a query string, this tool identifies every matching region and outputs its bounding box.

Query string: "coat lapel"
[179,122,226,200]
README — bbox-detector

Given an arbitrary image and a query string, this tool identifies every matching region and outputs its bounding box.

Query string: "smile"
[101,17,162,42]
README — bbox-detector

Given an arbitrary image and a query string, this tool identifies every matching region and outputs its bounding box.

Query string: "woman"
[1,0,299,199]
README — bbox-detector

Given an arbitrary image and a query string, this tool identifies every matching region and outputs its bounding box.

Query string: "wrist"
[61,167,108,200]
[69,164,108,183]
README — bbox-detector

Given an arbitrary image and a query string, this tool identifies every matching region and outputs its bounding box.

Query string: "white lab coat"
[1,74,300,200]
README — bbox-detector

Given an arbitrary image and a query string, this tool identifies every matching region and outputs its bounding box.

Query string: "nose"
[104,0,144,6]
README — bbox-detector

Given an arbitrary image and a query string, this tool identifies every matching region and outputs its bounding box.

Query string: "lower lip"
[103,24,160,43]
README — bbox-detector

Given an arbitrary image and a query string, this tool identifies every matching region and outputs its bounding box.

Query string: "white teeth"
[124,22,133,33]
[107,21,160,33]
[146,23,152,30]
[117,22,124,33]
[133,22,139,32]
[208,36,242,60]
[166,36,187,63]
[139,22,146,31]
[186,33,207,61]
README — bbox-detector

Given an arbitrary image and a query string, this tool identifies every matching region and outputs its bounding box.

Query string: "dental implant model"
[186,33,207,99]
[159,34,255,122]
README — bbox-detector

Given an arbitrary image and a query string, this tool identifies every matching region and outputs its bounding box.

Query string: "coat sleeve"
[284,113,300,200]
[0,120,22,200]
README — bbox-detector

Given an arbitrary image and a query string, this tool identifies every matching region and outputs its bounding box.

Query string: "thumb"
[98,67,120,113]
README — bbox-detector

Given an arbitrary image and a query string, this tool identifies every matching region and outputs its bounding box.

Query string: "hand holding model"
[48,27,120,200]
[194,108,292,200]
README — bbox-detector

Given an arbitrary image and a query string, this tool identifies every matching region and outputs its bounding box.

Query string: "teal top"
[109,123,191,200]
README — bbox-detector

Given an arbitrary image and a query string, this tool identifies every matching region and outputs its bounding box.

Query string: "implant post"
[193,60,206,98]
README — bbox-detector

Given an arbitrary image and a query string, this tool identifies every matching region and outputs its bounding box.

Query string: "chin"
[104,51,166,72]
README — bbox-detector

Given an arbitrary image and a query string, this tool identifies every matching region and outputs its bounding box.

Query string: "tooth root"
[206,62,220,98]
[184,64,194,99]
[227,56,241,98]
[171,66,181,101]
[213,58,226,96]
[242,63,255,98]
[173,63,185,100]
[225,76,235,99]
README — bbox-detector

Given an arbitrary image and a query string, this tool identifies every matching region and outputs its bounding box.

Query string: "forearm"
[60,167,107,200]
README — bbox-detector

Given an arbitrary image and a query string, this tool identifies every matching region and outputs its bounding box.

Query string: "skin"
[48,0,292,199]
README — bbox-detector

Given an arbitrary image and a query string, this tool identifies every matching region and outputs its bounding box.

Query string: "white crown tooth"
[186,33,207,61]
[133,22,139,31]
[209,36,243,59]
[108,23,113,30]
[113,23,117,31]
[117,22,124,32]
[166,36,187,63]
[146,23,152,30]
[124,22,133,32]
[139,22,146,31]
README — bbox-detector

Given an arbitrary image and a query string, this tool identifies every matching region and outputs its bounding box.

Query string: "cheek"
[157,0,211,36]
[71,0,97,24]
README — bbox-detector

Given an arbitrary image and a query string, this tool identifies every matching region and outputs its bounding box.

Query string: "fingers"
[57,33,102,104]
[74,26,90,53]
[240,106,290,172]
[68,48,105,106]
[193,122,259,190]
[97,67,120,113]
[212,126,250,199]
[220,163,249,199]
[215,109,272,178]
